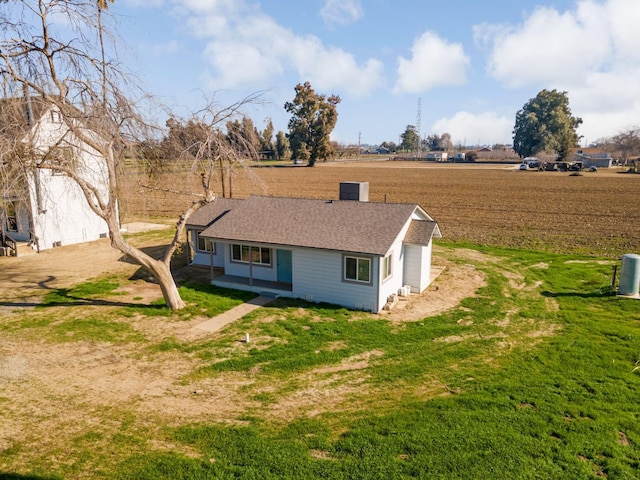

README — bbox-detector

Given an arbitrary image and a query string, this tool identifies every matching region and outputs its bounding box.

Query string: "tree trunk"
[108,223,186,310]
[149,257,186,310]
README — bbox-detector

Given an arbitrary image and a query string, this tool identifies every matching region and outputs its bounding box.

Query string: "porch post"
[249,250,253,286]
[209,244,213,281]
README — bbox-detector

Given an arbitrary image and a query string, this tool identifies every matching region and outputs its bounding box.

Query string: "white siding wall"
[189,230,225,267]
[378,239,407,311]
[293,248,378,312]
[25,108,111,251]
[28,169,108,250]
[403,241,433,293]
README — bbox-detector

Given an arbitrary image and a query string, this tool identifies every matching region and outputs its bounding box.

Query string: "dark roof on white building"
[190,195,441,256]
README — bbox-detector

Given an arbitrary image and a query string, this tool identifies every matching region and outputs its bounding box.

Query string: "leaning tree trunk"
[108,221,186,310]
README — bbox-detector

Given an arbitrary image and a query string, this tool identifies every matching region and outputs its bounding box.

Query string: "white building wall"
[189,229,225,267]
[28,168,108,250]
[378,239,407,311]
[292,248,379,312]
[23,107,111,251]
[403,240,433,293]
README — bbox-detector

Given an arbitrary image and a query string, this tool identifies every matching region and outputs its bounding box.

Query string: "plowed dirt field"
[121,161,640,257]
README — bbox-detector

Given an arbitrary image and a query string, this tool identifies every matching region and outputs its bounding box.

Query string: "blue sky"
[114,0,640,147]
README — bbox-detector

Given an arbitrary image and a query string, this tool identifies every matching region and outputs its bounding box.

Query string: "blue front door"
[277,249,293,284]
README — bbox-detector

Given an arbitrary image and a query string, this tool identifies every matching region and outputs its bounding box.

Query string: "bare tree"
[610,127,640,165]
[0,1,260,310]
[159,94,264,199]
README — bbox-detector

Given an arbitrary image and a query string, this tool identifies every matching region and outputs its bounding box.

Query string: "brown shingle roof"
[187,197,244,227]
[198,195,439,256]
[0,96,51,139]
[404,220,439,246]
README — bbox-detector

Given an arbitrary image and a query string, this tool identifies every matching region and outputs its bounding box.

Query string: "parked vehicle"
[519,164,528,170]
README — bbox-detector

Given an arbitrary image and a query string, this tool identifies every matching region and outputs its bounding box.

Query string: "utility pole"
[416,97,422,157]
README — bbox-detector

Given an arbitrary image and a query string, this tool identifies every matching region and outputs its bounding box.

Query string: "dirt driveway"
[0,223,172,301]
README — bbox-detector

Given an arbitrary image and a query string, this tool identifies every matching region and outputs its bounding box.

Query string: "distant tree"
[275,131,290,160]
[284,82,340,166]
[464,151,478,162]
[227,116,261,156]
[513,89,582,161]
[259,118,275,159]
[400,125,420,152]
[439,133,452,151]
[610,127,640,164]
[425,133,452,151]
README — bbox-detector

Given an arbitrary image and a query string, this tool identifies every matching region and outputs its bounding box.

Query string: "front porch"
[213,274,293,298]
[0,232,36,257]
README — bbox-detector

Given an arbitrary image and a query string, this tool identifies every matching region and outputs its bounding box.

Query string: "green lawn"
[1,244,639,479]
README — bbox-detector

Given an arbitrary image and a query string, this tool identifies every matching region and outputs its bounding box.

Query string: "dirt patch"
[381,249,489,322]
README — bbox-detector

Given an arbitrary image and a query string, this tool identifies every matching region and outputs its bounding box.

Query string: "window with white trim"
[382,253,393,280]
[196,232,214,253]
[344,255,371,283]
[231,244,271,266]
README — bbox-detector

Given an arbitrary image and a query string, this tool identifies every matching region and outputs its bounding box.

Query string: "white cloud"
[178,0,383,97]
[476,0,640,139]
[393,31,469,94]
[431,111,513,146]
[476,4,613,88]
[320,0,364,26]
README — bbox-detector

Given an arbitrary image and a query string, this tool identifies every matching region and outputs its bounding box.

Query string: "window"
[231,244,271,266]
[196,232,214,253]
[382,253,393,280]
[50,110,62,123]
[344,255,371,283]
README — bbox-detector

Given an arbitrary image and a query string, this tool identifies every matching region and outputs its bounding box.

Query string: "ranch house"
[186,182,441,313]
[0,96,111,256]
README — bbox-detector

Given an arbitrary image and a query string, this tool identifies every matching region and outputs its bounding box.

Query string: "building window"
[344,255,371,283]
[50,110,63,123]
[196,232,214,253]
[231,244,271,266]
[382,253,393,280]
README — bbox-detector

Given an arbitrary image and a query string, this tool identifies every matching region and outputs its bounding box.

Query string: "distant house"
[572,148,613,168]
[186,182,442,313]
[426,152,448,162]
[0,96,111,256]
